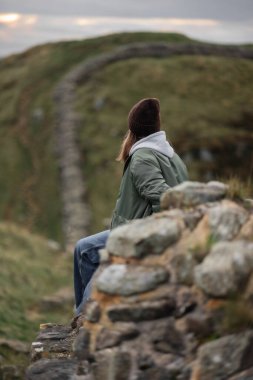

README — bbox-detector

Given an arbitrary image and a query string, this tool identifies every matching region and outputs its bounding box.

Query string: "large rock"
[244,273,253,303]
[194,241,253,296]
[174,287,198,318]
[176,310,214,339]
[228,367,253,379]
[161,181,227,209]
[93,349,131,380]
[137,366,184,380]
[107,298,176,322]
[170,252,197,285]
[238,215,253,241]
[106,216,181,258]
[182,208,204,231]
[193,331,253,380]
[26,358,80,380]
[31,324,74,362]
[96,264,169,295]
[37,324,72,341]
[72,327,90,361]
[149,318,186,355]
[208,201,248,241]
[84,300,101,323]
[96,323,139,350]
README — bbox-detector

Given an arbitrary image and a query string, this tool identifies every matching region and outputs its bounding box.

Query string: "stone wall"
[27,181,253,379]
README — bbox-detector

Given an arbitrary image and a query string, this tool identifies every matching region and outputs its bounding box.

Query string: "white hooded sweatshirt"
[129,131,174,158]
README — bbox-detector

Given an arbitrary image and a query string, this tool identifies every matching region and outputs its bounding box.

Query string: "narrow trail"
[53,42,253,249]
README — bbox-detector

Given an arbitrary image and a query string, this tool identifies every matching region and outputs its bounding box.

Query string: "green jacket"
[111,147,188,229]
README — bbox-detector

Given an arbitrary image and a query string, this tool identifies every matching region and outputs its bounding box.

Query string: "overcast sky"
[0,0,253,57]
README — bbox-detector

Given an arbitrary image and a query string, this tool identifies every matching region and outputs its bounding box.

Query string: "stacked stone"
[27,181,253,380]
[80,181,253,380]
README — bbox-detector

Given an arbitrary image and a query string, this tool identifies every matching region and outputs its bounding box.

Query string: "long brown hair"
[116,130,138,162]
[117,98,160,162]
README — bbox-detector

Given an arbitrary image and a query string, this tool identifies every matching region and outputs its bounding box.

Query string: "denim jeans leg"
[73,244,84,309]
[73,230,110,312]
[76,279,93,315]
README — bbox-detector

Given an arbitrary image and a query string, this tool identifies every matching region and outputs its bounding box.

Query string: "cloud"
[0,13,38,28]
[0,13,252,58]
[74,17,219,28]
[0,13,21,24]
[1,0,253,22]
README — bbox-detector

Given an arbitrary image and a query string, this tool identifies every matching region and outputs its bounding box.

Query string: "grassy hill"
[0,223,72,343]
[0,31,252,239]
[0,222,73,375]
[0,32,192,243]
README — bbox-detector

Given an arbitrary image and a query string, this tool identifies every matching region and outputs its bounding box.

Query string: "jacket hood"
[129,131,174,158]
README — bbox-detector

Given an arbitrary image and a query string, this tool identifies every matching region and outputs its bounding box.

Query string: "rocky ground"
[26,181,253,380]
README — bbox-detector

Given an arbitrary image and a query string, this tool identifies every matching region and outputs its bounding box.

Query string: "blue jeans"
[73,230,110,315]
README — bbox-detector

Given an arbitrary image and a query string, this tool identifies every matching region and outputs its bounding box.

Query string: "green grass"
[0,32,194,243]
[224,176,252,200]
[0,31,252,239]
[0,222,73,343]
[75,55,253,232]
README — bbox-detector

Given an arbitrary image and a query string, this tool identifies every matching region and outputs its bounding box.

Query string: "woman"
[73,98,188,315]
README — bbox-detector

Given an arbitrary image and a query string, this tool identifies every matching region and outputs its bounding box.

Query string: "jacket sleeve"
[130,152,170,212]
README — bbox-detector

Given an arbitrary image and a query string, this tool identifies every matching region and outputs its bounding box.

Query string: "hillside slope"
[0,223,72,343]
[0,222,73,377]
[0,32,191,243]
[0,32,252,241]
